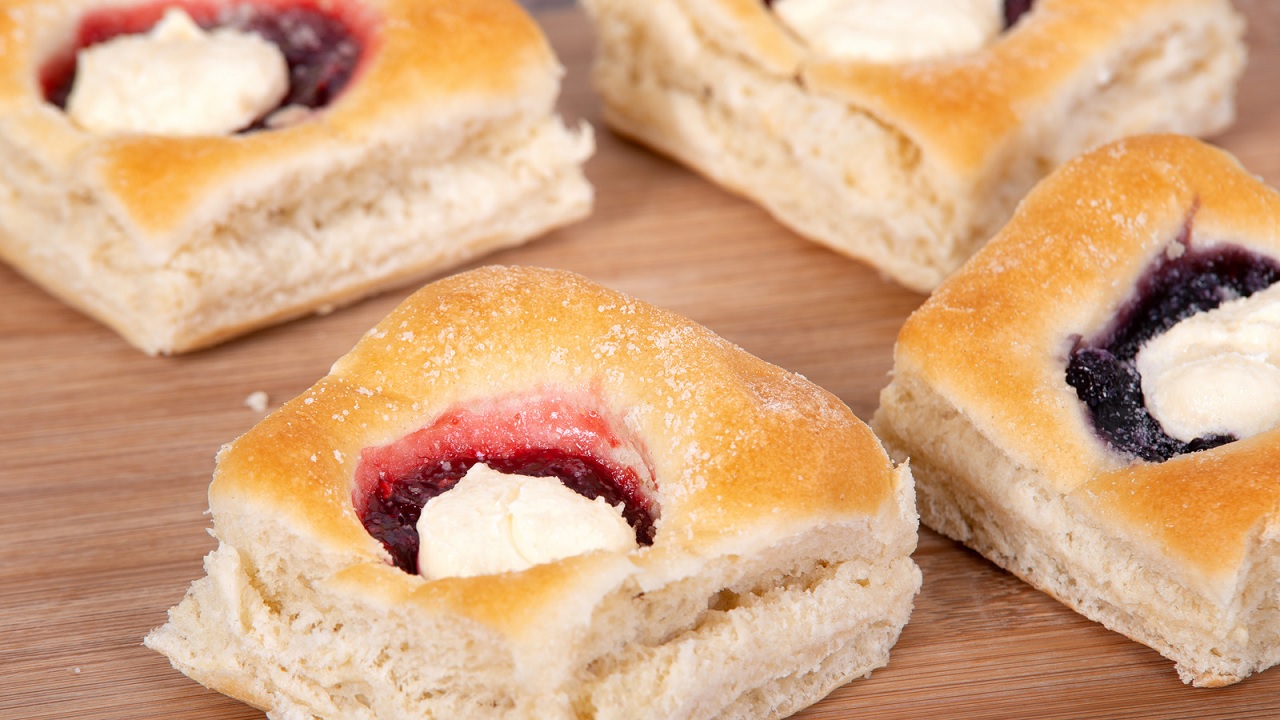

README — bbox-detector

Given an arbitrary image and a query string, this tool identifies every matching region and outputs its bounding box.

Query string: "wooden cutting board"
[3,4,1279,719]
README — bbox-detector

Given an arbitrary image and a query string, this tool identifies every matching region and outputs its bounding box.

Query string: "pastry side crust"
[581,0,1244,291]
[876,373,1280,687]
[873,135,1280,686]
[148,266,921,719]
[0,0,593,353]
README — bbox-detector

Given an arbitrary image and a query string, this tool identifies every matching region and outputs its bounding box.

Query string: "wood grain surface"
[3,3,1279,719]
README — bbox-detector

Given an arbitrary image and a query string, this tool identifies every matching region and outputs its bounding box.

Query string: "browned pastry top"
[683,0,1238,175]
[212,265,904,636]
[893,134,1280,585]
[0,0,561,244]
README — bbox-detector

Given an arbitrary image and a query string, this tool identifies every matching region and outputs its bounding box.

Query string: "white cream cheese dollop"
[1137,282,1280,443]
[66,8,289,136]
[416,463,638,580]
[770,0,1003,63]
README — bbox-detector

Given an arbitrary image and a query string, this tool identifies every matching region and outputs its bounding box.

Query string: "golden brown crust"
[213,264,902,628]
[803,0,1202,172]
[584,0,1244,290]
[0,0,557,238]
[874,135,1280,685]
[896,133,1280,497]
[119,1,557,236]
[0,0,594,354]
[1072,431,1280,589]
[889,133,1280,596]
[702,0,1235,175]
[152,266,920,717]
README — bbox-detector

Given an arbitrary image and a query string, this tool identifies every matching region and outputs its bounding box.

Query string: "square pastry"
[580,0,1244,291]
[146,266,921,719]
[0,0,592,354]
[873,135,1280,686]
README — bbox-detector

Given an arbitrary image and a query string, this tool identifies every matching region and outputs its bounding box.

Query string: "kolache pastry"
[0,0,592,355]
[873,135,1280,687]
[146,266,922,719]
[579,0,1245,292]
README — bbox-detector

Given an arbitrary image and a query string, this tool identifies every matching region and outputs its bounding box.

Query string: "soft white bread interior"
[580,0,1244,291]
[0,0,592,354]
[873,135,1280,687]
[147,266,921,719]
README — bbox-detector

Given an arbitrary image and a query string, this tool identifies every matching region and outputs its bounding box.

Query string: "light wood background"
[3,3,1279,718]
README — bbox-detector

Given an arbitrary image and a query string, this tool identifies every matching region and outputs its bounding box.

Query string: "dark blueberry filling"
[1065,230,1280,462]
[229,7,361,120]
[359,449,657,575]
[41,2,364,131]
[1003,0,1035,30]
[1065,347,1235,462]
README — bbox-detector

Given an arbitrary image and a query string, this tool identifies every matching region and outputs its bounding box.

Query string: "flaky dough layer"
[0,0,592,354]
[581,0,1243,291]
[874,135,1280,686]
[148,265,920,719]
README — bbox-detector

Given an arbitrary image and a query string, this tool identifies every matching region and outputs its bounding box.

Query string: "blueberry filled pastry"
[874,135,1280,686]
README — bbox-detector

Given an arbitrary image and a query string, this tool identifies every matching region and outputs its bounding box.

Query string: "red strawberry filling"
[354,394,658,575]
[39,0,374,130]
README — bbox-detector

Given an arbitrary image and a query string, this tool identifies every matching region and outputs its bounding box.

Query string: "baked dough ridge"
[147,265,922,719]
[581,0,1244,291]
[0,0,593,354]
[874,135,1280,687]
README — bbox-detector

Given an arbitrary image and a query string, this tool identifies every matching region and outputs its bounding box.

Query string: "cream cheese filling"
[416,463,637,579]
[66,8,289,136]
[1137,283,1280,442]
[770,0,1003,63]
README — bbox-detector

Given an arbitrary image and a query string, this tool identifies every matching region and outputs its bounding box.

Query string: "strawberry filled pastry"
[147,266,921,719]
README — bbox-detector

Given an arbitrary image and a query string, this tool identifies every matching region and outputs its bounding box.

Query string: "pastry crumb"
[244,391,270,413]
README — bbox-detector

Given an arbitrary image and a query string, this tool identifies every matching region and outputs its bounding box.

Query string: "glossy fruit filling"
[40,0,369,130]
[1003,0,1035,29]
[1066,229,1280,462]
[353,395,658,575]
